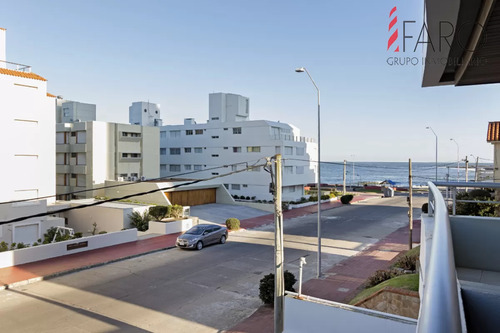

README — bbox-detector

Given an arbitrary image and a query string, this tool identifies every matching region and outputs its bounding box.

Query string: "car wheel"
[196,241,203,250]
[220,235,226,244]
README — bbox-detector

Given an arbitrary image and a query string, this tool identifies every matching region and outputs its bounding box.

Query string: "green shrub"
[320,194,330,200]
[170,204,184,219]
[366,269,402,288]
[74,232,83,238]
[0,241,8,252]
[225,218,240,231]
[455,189,499,217]
[394,254,418,271]
[10,243,16,250]
[259,271,297,305]
[98,231,108,234]
[129,210,151,231]
[282,202,290,211]
[308,195,318,202]
[16,242,28,249]
[149,205,171,220]
[330,190,341,198]
[32,242,39,247]
[341,194,354,204]
[43,227,74,243]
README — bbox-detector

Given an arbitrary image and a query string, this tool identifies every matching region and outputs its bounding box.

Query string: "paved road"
[0,196,425,333]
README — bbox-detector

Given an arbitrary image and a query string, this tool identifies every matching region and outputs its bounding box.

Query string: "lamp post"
[296,67,322,278]
[426,126,438,181]
[450,138,460,181]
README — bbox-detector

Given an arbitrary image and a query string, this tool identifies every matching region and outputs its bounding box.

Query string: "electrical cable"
[1,159,268,225]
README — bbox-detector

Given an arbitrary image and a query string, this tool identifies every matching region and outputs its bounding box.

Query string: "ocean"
[320,162,493,187]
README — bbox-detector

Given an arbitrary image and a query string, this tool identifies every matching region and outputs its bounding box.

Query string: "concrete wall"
[64,203,151,233]
[450,215,500,271]
[284,294,417,333]
[0,229,137,269]
[148,218,195,234]
[355,287,420,319]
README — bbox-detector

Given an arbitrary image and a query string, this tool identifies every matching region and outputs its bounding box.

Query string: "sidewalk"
[228,219,421,333]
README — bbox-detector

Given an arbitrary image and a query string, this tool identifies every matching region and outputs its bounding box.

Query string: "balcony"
[70,165,87,174]
[419,182,500,332]
[271,134,315,143]
[56,164,70,173]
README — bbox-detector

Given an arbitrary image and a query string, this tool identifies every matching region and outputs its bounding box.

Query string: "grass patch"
[349,274,419,305]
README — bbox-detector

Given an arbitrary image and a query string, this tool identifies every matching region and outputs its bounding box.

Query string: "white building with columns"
[159,92,317,201]
[0,28,64,244]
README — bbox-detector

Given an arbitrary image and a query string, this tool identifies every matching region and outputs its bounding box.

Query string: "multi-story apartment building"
[0,28,64,244]
[159,93,316,201]
[129,101,162,127]
[56,99,96,123]
[56,121,160,200]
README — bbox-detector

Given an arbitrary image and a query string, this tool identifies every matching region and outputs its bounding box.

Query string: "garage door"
[165,189,216,206]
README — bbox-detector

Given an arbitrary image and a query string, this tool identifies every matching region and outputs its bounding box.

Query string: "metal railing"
[0,60,32,72]
[434,181,500,215]
[417,182,463,332]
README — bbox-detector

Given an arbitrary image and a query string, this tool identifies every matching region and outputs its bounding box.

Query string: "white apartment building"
[0,28,64,244]
[159,93,317,201]
[56,121,160,200]
[129,101,162,127]
[56,98,96,123]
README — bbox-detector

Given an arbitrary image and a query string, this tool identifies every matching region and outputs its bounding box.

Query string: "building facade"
[0,27,64,244]
[56,99,96,123]
[56,121,160,199]
[129,101,162,127]
[159,93,316,201]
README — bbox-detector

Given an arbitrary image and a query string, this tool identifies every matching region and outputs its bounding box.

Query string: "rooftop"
[0,67,46,81]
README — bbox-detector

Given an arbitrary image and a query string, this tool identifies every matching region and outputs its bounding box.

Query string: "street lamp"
[295,67,322,278]
[450,138,460,181]
[426,126,438,181]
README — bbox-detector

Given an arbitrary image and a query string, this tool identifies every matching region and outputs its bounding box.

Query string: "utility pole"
[343,160,346,194]
[408,159,413,250]
[464,156,469,182]
[273,154,284,333]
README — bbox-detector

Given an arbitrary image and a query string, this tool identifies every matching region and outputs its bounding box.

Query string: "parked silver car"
[176,224,228,250]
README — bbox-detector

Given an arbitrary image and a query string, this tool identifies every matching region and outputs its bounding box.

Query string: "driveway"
[189,203,270,225]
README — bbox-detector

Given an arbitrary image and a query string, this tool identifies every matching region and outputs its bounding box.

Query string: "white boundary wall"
[0,229,137,269]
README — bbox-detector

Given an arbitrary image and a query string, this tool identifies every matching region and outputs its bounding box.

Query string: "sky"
[1,0,498,162]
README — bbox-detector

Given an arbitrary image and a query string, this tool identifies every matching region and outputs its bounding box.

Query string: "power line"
[0,158,268,206]
[1,160,268,225]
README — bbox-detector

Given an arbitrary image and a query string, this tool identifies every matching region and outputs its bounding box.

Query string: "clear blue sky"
[2,0,498,162]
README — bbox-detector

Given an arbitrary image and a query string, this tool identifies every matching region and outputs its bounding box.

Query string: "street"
[0,196,426,332]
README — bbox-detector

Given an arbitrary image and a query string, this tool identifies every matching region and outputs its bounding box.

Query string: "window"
[212,154,219,157]
[71,132,77,137]
[184,147,191,153]
[224,128,228,131]
[296,166,305,174]
[194,147,202,153]
[284,166,293,174]
[160,148,166,155]
[122,153,128,158]
[131,173,138,177]
[233,147,241,153]
[212,172,219,175]
[231,184,241,190]
[223,147,228,150]
[122,132,128,137]
[186,130,193,135]
[119,173,128,178]
[160,131,166,138]
[233,127,242,134]
[170,130,181,138]
[194,165,202,171]
[242,184,248,188]
[211,136,219,139]
[184,165,192,171]
[296,147,305,156]
[195,129,203,135]
[160,164,167,171]
[71,174,77,179]
[170,148,181,155]
[131,153,141,158]
[250,166,260,172]
[71,153,77,158]
[247,146,261,153]
[284,146,293,155]
[169,165,181,172]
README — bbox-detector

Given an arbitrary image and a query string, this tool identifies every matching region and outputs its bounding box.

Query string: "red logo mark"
[388,6,399,52]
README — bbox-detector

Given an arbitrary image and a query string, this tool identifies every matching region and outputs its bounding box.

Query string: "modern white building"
[56,121,160,200]
[0,27,64,244]
[129,101,162,127]
[159,92,316,201]
[56,98,96,123]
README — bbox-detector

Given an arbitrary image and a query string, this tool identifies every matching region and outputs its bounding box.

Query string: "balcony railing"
[418,182,464,332]
[0,60,32,72]
[271,134,315,143]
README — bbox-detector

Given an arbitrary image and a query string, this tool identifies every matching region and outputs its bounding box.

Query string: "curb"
[0,245,177,291]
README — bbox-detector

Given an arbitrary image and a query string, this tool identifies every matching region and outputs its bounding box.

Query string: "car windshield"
[185,226,206,235]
